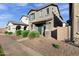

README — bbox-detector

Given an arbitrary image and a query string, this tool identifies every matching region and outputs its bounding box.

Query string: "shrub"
[16,30,22,36]
[5,31,13,35]
[8,32,13,35]
[28,31,40,39]
[5,31,8,34]
[0,45,5,56]
[52,44,60,49]
[21,30,30,37]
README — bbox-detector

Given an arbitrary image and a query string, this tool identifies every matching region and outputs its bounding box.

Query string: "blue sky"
[0,3,69,28]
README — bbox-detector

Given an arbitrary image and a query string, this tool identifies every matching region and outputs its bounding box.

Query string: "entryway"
[35,23,46,36]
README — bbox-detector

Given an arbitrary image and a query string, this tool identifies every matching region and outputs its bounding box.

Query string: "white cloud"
[0,13,14,21]
[60,9,69,15]
[0,13,15,28]
[34,3,45,7]
[0,4,7,10]
[16,3,28,6]
[58,4,69,11]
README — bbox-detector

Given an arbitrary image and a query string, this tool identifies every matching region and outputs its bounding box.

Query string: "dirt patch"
[5,35,23,40]
[19,37,79,56]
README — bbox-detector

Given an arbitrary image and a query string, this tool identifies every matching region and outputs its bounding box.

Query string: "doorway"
[35,23,46,36]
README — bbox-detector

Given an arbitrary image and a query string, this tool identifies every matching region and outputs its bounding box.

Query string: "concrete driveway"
[0,35,42,56]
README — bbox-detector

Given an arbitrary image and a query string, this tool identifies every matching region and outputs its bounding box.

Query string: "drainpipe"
[69,3,74,42]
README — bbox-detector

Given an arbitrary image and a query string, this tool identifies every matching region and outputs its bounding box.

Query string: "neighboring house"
[20,16,29,25]
[6,16,29,33]
[20,16,29,30]
[27,3,65,37]
[70,3,79,41]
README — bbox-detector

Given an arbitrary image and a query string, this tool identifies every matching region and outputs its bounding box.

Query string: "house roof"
[27,3,57,14]
[7,21,28,26]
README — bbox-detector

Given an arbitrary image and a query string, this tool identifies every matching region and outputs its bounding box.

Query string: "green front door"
[35,23,46,35]
[38,26,42,34]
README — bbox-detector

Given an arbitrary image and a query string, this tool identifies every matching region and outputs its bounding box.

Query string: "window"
[8,26,10,30]
[30,13,35,20]
[24,26,27,30]
[47,8,49,14]
[16,25,21,30]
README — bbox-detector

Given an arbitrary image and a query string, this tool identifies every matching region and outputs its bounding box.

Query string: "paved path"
[0,35,42,56]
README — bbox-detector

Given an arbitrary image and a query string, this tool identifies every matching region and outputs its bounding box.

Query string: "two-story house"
[27,4,65,37]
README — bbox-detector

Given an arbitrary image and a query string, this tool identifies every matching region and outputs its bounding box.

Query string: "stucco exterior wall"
[28,5,59,21]
[45,27,69,41]
[57,27,68,41]
[20,16,29,24]
[72,4,79,39]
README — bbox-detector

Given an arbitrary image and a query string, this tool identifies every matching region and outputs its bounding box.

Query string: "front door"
[38,26,42,34]
[35,23,46,35]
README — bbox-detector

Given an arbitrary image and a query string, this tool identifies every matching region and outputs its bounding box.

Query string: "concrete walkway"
[0,35,42,56]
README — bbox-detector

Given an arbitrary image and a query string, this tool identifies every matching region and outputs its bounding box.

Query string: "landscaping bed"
[19,37,79,56]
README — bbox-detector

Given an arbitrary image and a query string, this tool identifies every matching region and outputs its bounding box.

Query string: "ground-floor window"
[16,25,21,30]
[24,26,27,30]
[8,26,10,30]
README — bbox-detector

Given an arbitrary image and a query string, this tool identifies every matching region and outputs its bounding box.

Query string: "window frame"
[30,13,35,20]
[47,8,49,14]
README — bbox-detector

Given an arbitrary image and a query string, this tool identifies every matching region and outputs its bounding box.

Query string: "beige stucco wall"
[20,16,29,25]
[45,27,69,41]
[20,16,29,30]
[57,27,68,41]
[7,23,16,33]
[72,4,79,38]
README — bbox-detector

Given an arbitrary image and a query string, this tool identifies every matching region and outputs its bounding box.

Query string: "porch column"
[33,24,36,31]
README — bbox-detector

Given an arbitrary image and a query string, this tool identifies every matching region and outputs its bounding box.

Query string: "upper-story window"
[30,13,35,20]
[47,8,49,14]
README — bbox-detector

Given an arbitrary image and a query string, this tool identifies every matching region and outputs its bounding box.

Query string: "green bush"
[8,32,13,35]
[5,31,8,34]
[0,45,5,56]
[52,44,60,49]
[16,30,22,36]
[5,31,13,35]
[28,31,40,39]
[22,30,30,37]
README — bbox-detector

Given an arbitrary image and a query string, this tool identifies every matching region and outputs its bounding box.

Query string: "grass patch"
[52,44,60,49]
[0,45,5,56]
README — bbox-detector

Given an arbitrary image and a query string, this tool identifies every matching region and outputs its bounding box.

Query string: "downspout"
[69,3,74,42]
